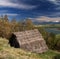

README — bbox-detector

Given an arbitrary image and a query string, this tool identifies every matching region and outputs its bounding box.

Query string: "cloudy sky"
[0,0,60,22]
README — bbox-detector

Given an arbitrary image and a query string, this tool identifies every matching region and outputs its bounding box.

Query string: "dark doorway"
[9,34,20,48]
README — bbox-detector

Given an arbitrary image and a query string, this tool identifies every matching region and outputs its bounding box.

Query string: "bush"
[54,54,60,59]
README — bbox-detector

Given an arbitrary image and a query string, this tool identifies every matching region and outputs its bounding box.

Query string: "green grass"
[37,50,60,59]
[0,38,60,59]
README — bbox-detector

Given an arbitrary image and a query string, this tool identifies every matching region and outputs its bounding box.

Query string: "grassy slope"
[0,38,41,59]
[37,50,60,59]
[0,38,60,59]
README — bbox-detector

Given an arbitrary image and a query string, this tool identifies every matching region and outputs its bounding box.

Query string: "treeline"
[35,27,60,51]
[0,15,34,39]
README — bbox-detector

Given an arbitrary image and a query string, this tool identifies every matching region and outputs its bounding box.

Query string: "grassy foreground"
[0,38,60,59]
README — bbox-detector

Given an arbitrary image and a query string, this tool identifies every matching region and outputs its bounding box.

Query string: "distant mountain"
[34,21,60,25]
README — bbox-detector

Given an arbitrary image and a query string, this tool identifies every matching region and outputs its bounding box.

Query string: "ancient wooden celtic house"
[9,29,48,53]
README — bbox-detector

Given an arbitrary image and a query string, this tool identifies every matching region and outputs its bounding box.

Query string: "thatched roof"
[13,29,43,44]
[11,29,48,53]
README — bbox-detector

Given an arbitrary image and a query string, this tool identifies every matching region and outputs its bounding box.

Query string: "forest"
[0,15,34,39]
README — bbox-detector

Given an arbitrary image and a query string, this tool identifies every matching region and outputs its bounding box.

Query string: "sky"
[0,0,60,22]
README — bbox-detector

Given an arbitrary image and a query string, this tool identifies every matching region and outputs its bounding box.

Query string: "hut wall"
[20,40,48,53]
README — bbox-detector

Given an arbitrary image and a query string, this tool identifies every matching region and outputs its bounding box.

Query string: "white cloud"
[5,14,18,16]
[48,0,60,5]
[33,16,60,22]
[49,0,56,2]
[0,0,37,10]
[0,13,18,16]
[0,10,9,13]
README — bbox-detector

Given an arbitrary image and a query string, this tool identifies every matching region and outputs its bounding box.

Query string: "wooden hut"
[9,29,48,53]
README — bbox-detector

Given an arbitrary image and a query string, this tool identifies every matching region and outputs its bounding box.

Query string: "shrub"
[54,54,60,59]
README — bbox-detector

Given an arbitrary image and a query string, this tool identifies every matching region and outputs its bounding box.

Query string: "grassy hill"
[0,38,60,59]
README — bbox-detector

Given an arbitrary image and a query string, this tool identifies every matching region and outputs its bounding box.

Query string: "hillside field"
[0,38,60,59]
